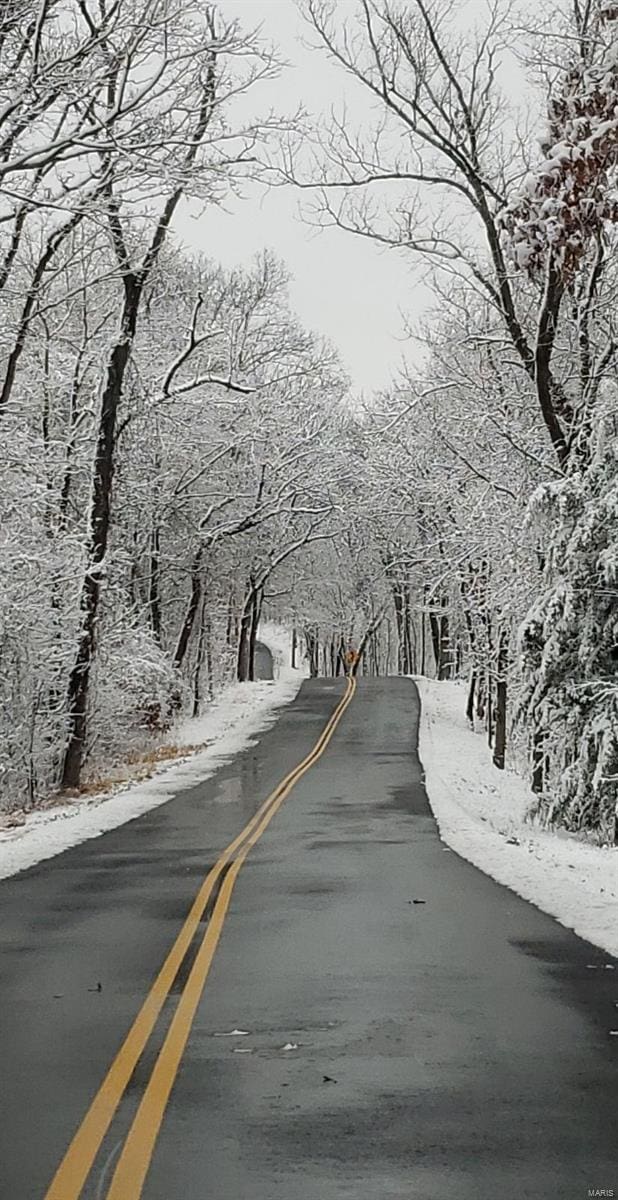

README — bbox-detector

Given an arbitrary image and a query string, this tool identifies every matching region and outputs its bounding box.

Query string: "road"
[0,678,616,1200]
[254,640,274,680]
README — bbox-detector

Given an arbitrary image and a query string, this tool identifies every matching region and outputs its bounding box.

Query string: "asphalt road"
[254,640,274,680]
[0,678,616,1200]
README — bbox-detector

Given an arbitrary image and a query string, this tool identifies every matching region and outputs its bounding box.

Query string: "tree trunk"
[149,526,162,644]
[429,611,442,678]
[476,672,486,721]
[403,584,415,673]
[192,597,207,718]
[352,609,386,676]
[305,626,319,678]
[420,593,427,676]
[62,279,141,789]
[492,630,509,770]
[291,627,297,669]
[408,608,418,674]
[436,599,453,680]
[247,583,262,682]
[532,730,545,794]
[173,548,203,670]
[237,607,252,682]
[392,583,405,673]
[440,612,451,679]
[237,593,253,684]
[226,590,235,646]
[466,672,476,726]
[58,345,87,530]
[205,612,214,702]
[369,632,379,676]
[237,577,261,683]
[392,579,414,674]
[456,639,463,675]
[61,570,100,788]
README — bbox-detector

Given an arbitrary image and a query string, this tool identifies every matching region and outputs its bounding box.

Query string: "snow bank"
[0,626,304,882]
[416,678,618,958]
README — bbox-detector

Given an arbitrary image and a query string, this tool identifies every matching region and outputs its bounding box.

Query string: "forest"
[0,0,617,843]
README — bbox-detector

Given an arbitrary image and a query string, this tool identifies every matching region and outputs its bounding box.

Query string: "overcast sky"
[175,0,434,394]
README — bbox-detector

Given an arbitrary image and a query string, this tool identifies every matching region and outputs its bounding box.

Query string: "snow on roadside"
[0,625,304,882]
[416,678,618,958]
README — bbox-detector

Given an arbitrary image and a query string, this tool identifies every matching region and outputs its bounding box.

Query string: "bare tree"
[279,0,618,467]
[61,3,280,786]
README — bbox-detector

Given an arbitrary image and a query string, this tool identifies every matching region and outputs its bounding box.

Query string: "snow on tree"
[1,0,617,850]
[499,4,618,281]
[521,399,618,838]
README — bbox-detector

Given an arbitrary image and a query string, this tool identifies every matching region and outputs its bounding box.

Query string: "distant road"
[0,678,616,1200]
[254,640,274,680]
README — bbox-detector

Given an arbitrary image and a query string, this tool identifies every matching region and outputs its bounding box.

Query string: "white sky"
[174,0,434,393]
[174,0,533,393]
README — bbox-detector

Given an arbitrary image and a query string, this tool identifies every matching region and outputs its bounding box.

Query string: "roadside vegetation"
[1,0,616,843]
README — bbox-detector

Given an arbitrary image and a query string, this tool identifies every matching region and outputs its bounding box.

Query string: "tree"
[269,0,618,825]
[520,401,618,838]
[279,0,617,469]
[61,4,280,786]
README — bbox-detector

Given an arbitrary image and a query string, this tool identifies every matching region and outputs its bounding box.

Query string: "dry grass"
[0,739,212,825]
[125,741,206,766]
[60,740,209,801]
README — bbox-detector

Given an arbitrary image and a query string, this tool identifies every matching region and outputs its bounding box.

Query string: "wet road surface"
[0,678,616,1199]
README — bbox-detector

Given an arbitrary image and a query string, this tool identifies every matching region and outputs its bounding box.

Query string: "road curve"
[254,640,274,680]
[0,678,616,1200]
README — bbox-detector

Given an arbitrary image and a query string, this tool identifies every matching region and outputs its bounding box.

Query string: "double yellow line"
[45,674,356,1200]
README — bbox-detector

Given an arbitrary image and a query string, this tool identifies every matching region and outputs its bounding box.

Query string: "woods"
[0,0,617,843]
[286,0,618,840]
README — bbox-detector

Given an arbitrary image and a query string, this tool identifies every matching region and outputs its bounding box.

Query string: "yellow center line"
[44,674,356,1200]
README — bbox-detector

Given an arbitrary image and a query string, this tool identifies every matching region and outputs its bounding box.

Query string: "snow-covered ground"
[417,678,618,959]
[0,623,304,882]
[4,655,615,961]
